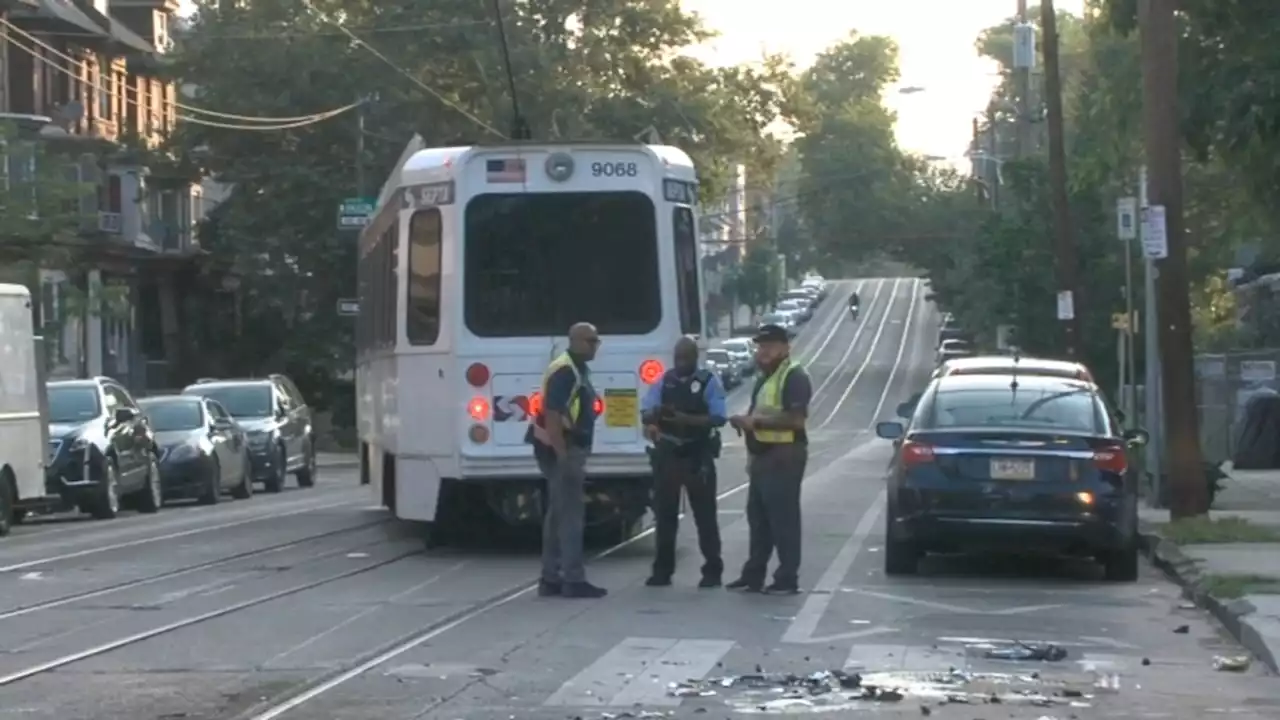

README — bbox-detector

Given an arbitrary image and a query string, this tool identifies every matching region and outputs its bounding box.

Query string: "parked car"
[780,288,820,309]
[935,338,974,365]
[45,378,163,519]
[181,374,316,493]
[704,348,742,389]
[139,395,254,504]
[760,312,798,338]
[776,299,811,323]
[718,338,756,376]
[933,355,1096,382]
[876,373,1147,582]
[938,313,971,345]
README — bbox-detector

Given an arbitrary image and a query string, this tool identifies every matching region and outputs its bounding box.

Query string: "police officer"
[528,322,607,599]
[727,324,812,594]
[641,337,727,588]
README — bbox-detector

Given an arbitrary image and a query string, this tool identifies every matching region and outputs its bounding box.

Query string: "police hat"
[753,323,790,344]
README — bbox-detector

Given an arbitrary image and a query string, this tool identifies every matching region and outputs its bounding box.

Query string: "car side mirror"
[275,404,288,419]
[876,421,905,440]
[1124,428,1149,446]
[113,407,137,424]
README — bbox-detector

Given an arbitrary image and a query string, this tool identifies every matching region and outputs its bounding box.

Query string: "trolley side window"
[406,209,443,345]
[672,206,702,336]
[464,191,661,337]
[357,220,397,353]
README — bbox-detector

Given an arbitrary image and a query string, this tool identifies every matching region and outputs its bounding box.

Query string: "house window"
[103,175,122,213]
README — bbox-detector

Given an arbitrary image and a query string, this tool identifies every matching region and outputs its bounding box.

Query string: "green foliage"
[173,0,796,375]
[725,244,780,313]
[0,122,95,270]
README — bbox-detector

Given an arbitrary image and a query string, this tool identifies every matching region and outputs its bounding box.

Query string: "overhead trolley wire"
[1,19,359,128]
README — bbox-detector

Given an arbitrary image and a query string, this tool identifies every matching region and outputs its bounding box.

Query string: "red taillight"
[1093,445,1127,473]
[901,440,935,466]
[639,359,664,384]
[529,391,543,416]
[593,397,605,415]
[467,396,490,422]
[466,363,490,387]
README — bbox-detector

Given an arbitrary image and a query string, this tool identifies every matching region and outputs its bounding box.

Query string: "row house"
[1,0,203,392]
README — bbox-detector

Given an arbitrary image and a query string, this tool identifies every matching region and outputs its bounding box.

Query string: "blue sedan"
[876,374,1148,582]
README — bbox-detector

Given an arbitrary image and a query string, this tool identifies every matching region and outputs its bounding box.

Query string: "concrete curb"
[1138,521,1279,673]
[316,457,358,470]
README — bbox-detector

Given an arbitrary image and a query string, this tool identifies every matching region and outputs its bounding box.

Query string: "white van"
[0,284,49,535]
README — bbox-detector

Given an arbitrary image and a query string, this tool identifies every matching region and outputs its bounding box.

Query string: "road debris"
[1213,655,1251,672]
[1173,624,1190,634]
[977,641,1068,662]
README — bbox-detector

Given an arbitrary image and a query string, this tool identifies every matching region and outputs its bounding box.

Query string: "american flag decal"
[486,158,526,183]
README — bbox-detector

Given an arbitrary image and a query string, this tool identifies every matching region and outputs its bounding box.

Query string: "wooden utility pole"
[1040,0,1081,357]
[1139,0,1206,518]
[1014,0,1031,157]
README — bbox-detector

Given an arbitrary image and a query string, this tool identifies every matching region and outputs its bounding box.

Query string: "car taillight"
[639,359,664,384]
[1093,444,1127,473]
[465,363,490,387]
[467,397,490,422]
[901,440,935,466]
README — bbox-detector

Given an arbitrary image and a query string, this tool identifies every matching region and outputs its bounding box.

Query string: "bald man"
[528,322,607,599]
[641,336,727,587]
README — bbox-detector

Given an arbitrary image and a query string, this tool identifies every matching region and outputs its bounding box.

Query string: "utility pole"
[1013,0,1033,158]
[1139,0,1206,518]
[355,97,367,198]
[986,104,1000,209]
[972,117,985,207]
[1040,0,1081,357]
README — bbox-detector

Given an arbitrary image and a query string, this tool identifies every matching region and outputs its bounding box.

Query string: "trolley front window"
[463,191,661,337]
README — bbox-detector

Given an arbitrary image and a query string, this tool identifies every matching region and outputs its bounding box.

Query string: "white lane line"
[814,278,906,429]
[781,488,886,644]
[797,279,872,368]
[0,499,361,573]
[807,278,891,402]
[609,639,736,707]
[859,277,924,428]
[542,637,677,706]
[844,644,957,673]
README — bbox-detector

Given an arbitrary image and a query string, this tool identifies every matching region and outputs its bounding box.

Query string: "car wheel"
[231,452,253,500]
[198,455,221,506]
[135,456,163,514]
[883,523,919,576]
[91,459,121,520]
[295,440,316,488]
[263,446,286,493]
[1102,543,1139,582]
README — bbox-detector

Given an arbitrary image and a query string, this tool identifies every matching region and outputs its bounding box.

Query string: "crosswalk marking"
[543,637,735,707]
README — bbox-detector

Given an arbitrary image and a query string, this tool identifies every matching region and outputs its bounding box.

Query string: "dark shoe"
[764,582,800,595]
[538,579,562,597]
[645,575,672,587]
[726,578,762,592]
[563,581,608,598]
[698,576,722,589]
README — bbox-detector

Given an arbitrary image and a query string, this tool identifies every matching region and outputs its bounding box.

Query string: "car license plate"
[990,457,1035,480]
[604,389,638,428]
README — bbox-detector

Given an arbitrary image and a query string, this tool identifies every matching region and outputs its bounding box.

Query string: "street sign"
[337,298,359,316]
[338,198,375,230]
[1140,205,1168,259]
[1111,312,1139,333]
[1116,197,1137,240]
[1056,290,1074,320]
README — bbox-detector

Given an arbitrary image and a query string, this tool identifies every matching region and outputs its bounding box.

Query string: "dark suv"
[46,378,163,519]
[181,375,315,493]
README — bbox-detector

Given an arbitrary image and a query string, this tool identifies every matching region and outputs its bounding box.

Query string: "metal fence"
[1194,349,1280,464]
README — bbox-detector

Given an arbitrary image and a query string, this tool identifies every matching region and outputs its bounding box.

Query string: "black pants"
[740,444,807,587]
[651,450,722,580]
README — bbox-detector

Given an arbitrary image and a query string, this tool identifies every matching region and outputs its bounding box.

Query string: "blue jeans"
[538,445,589,584]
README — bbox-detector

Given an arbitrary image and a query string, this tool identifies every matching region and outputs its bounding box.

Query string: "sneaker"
[725,578,762,592]
[698,576,722,589]
[563,581,608,598]
[645,576,673,587]
[537,579,561,597]
[764,582,800,595]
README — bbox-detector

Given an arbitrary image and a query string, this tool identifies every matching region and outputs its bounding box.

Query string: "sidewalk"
[1140,461,1280,672]
[711,304,754,338]
[316,451,358,470]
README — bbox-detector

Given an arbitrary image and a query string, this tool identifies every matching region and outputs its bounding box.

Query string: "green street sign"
[338,197,375,229]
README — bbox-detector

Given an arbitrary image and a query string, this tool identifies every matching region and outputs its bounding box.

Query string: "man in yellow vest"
[727,323,812,594]
[527,322,607,599]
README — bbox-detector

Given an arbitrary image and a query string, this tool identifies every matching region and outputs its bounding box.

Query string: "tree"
[725,244,780,314]
[171,0,796,379]
[0,123,95,280]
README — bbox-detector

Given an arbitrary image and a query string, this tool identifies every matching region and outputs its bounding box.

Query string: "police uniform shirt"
[543,355,598,447]
[745,365,813,453]
[641,369,728,451]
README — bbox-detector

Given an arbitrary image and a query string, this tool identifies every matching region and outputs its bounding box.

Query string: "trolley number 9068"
[591,161,638,178]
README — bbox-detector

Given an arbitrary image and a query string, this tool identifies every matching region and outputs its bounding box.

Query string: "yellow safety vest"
[753,358,797,444]
[530,352,582,445]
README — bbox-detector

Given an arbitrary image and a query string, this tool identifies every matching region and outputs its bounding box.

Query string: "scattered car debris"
[1213,655,1251,672]
[1173,624,1190,634]
[979,641,1068,662]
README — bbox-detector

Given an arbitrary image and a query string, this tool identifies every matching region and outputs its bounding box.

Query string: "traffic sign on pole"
[1141,204,1168,259]
[1117,197,1137,240]
[336,298,359,316]
[338,198,375,230]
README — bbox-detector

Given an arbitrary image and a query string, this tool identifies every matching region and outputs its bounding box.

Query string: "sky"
[682,0,1086,163]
